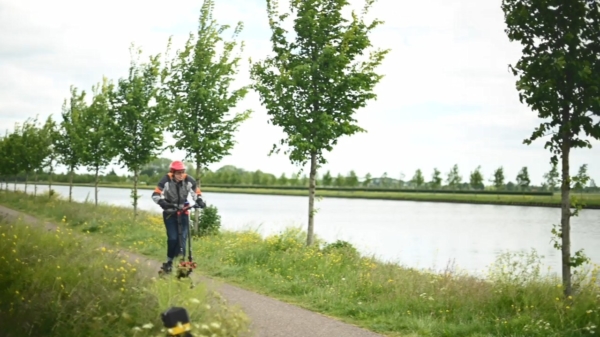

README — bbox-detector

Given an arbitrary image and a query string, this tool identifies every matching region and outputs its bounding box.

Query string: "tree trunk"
[132,169,139,221]
[14,176,17,191]
[194,161,202,236]
[24,173,28,193]
[94,166,99,206]
[48,165,53,198]
[560,134,572,297]
[306,153,318,246]
[34,172,38,196]
[69,168,74,202]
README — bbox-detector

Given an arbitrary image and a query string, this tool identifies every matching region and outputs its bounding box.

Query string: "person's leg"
[163,212,178,263]
[180,213,190,256]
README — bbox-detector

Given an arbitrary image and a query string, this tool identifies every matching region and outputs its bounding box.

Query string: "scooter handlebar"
[163,203,201,214]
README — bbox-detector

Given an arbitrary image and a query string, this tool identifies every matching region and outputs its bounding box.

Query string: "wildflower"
[142,323,153,329]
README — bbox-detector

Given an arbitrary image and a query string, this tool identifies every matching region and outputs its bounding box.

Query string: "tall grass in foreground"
[0,215,249,336]
[1,190,599,336]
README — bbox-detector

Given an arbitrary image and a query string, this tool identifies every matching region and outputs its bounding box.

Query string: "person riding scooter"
[151,160,206,273]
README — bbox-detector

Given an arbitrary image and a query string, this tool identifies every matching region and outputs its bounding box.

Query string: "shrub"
[322,239,359,259]
[195,205,221,237]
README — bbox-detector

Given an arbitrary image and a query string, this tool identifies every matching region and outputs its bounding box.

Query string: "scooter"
[159,202,200,279]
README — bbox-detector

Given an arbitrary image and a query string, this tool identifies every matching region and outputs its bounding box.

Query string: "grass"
[24,181,600,208]
[1,190,600,336]
[0,207,250,336]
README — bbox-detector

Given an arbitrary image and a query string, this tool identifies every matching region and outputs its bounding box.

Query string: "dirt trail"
[0,205,385,337]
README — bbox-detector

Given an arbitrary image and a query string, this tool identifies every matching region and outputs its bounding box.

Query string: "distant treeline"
[8,157,599,193]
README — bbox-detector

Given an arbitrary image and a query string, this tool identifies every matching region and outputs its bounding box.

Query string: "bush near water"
[0,190,599,336]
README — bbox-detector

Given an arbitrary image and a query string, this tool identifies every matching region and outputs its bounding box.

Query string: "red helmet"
[169,160,185,171]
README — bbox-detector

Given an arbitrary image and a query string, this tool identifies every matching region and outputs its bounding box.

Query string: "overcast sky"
[1,0,598,185]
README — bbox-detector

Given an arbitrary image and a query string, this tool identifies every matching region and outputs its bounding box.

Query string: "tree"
[492,166,505,190]
[109,45,166,219]
[516,166,531,191]
[346,170,359,187]
[572,164,590,193]
[41,115,59,198]
[19,117,46,193]
[250,0,388,245]
[162,0,251,226]
[502,0,600,296]
[2,126,24,191]
[278,173,288,185]
[0,131,13,190]
[430,168,442,189]
[446,164,462,189]
[589,179,597,190]
[381,172,389,187]
[469,165,484,190]
[55,86,87,202]
[322,171,333,186]
[543,161,560,192]
[81,77,117,206]
[334,173,345,187]
[362,173,372,187]
[411,169,425,188]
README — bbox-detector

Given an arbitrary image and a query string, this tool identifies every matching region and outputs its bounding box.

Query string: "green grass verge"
[24,181,600,208]
[1,190,599,337]
[0,207,250,336]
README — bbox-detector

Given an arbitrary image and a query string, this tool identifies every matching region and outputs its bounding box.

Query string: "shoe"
[160,261,173,274]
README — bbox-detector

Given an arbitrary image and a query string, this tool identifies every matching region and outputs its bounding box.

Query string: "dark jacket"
[152,173,201,208]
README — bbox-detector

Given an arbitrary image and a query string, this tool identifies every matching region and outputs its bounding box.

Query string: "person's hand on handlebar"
[158,199,169,210]
[196,197,206,209]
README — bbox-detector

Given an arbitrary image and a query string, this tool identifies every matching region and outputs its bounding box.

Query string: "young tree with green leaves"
[0,134,8,190]
[346,171,359,187]
[41,115,59,198]
[362,173,372,187]
[469,165,484,190]
[572,164,590,194]
[2,127,23,191]
[492,166,505,190]
[430,168,442,189]
[446,164,462,189]
[161,0,251,227]
[55,86,87,202]
[411,169,425,188]
[277,173,288,185]
[109,46,166,219]
[543,161,560,192]
[334,173,345,187]
[502,0,600,296]
[23,116,53,196]
[18,118,39,193]
[81,77,117,206]
[516,166,531,191]
[250,0,389,245]
[322,171,333,186]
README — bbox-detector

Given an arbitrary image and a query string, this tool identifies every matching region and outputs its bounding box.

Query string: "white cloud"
[0,0,599,186]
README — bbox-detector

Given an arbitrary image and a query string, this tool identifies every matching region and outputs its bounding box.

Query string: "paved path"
[0,205,386,337]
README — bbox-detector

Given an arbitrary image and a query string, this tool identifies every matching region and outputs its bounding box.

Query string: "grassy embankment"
[25,181,600,208]
[0,207,249,336]
[1,190,599,337]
